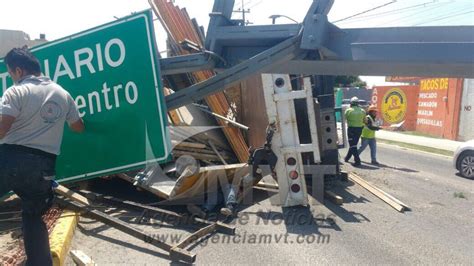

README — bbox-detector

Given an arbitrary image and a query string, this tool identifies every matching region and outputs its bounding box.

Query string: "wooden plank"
[223,83,243,122]
[325,191,343,205]
[349,173,406,212]
[81,191,234,236]
[254,182,279,190]
[349,173,404,212]
[174,146,234,159]
[173,147,229,158]
[163,87,183,125]
[214,221,236,235]
[70,250,96,266]
[195,105,249,131]
[209,140,228,165]
[80,191,184,220]
[54,185,91,206]
[172,141,207,149]
[171,164,249,201]
[172,150,221,161]
[175,224,217,249]
[170,126,228,152]
[58,198,196,263]
[201,85,250,163]
[241,75,268,149]
[370,185,410,210]
[115,173,172,199]
[174,147,214,155]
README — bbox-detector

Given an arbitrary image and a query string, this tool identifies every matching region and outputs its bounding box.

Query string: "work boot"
[220,204,236,217]
[371,161,380,165]
[352,162,362,167]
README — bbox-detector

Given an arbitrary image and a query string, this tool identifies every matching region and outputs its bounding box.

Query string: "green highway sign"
[0,10,171,183]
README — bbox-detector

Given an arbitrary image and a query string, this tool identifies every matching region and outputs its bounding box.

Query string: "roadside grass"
[454,192,467,199]
[378,139,454,157]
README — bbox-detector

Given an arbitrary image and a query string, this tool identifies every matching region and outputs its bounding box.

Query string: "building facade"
[373,78,473,141]
[0,29,47,57]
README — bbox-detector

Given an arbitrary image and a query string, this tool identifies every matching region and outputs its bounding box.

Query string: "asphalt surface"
[68,144,473,265]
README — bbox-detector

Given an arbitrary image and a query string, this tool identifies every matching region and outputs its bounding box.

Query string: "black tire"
[457,151,474,179]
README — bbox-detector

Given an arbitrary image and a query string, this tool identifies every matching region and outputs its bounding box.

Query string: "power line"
[247,0,263,9]
[332,1,397,23]
[404,2,473,25]
[376,1,453,26]
[436,11,474,24]
[336,1,437,24]
[412,9,474,25]
[235,0,252,10]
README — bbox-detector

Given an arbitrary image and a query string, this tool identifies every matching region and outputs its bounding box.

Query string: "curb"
[49,211,79,266]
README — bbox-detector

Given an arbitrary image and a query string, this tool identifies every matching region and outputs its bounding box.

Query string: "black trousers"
[345,127,363,164]
[0,144,56,266]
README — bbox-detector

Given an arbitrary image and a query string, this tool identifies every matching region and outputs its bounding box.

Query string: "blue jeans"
[0,144,55,266]
[345,127,363,164]
[358,138,377,162]
[202,184,238,211]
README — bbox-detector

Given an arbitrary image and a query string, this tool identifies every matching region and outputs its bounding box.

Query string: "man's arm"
[366,117,381,131]
[0,115,15,139]
[68,119,84,133]
[66,93,85,133]
[344,109,350,121]
[0,89,20,139]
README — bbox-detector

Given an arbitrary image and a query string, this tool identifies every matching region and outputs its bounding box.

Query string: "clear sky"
[1,0,473,86]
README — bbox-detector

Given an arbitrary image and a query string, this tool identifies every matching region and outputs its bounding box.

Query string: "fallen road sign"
[0,10,171,183]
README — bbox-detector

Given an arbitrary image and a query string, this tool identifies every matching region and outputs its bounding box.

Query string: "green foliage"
[335,76,367,87]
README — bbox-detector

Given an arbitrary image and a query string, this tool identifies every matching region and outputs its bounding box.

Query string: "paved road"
[376,130,462,152]
[69,144,473,265]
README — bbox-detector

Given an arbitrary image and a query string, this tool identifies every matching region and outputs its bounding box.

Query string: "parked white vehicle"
[453,139,474,179]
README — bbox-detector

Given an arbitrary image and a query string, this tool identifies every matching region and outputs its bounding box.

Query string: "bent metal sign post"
[0,10,171,183]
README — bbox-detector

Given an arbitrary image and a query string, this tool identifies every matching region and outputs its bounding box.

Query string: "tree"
[335,76,367,87]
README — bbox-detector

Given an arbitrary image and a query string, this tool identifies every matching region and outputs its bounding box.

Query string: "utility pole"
[241,0,246,25]
[233,0,251,25]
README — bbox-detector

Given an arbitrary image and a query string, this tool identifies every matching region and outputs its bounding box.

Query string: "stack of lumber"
[151,0,249,163]
[172,140,232,163]
[169,126,233,164]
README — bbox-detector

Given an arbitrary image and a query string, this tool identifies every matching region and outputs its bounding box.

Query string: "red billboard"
[416,78,463,140]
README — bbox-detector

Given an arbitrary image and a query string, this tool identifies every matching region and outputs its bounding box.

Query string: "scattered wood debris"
[349,172,409,212]
[70,250,97,266]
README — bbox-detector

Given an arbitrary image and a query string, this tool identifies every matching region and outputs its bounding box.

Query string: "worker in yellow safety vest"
[358,105,382,165]
[344,97,366,166]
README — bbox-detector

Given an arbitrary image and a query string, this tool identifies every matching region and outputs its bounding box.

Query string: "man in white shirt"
[0,47,84,266]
